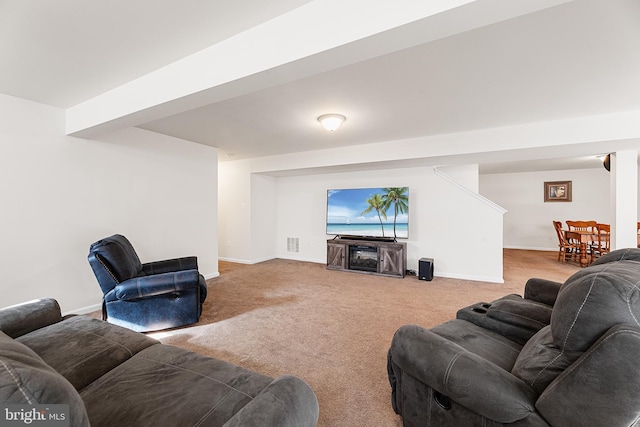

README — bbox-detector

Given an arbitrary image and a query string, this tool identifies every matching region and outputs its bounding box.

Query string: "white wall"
[271,165,504,282]
[610,151,639,249]
[218,160,278,263]
[250,173,277,262]
[218,161,252,262]
[217,110,640,281]
[480,168,611,250]
[0,94,219,313]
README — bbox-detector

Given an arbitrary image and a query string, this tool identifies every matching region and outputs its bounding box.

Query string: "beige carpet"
[152,249,579,427]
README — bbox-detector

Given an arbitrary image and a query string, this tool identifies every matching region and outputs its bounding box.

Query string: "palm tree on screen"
[382,187,409,239]
[361,194,387,237]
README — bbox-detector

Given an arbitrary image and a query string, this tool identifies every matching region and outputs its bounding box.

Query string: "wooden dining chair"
[590,223,610,262]
[566,220,598,232]
[566,220,598,248]
[553,220,579,263]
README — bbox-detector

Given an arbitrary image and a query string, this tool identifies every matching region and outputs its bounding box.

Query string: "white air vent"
[287,237,300,252]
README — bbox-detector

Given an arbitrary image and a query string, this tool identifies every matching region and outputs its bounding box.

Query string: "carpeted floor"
[151,249,579,427]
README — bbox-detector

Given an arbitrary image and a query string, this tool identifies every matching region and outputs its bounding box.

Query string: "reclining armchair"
[388,248,640,427]
[88,234,207,332]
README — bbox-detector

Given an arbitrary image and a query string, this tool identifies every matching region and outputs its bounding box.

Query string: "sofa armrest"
[222,375,319,427]
[142,256,198,275]
[0,298,62,338]
[523,278,561,306]
[391,324,537,423]
[114,270,201,301]
[456,295,552,345]
[536,325,640,427]
[486,297,552,330]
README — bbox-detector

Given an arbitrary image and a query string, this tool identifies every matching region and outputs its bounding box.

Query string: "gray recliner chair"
[388,248,640,427]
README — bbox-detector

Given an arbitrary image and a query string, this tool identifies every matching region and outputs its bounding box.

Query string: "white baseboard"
[219,255,327,265]
[276,255,325,264]
[435,272,504,284]
[65,302,101,316]
[504,246,557,252]
[218,256,276,265]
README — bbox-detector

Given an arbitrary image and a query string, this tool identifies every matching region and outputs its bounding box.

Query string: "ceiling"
[0,0,312,107]
[1,0,639,174]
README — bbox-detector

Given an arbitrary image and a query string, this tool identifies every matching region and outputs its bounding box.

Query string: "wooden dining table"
[565,229,640,267]
[564,230,600,267]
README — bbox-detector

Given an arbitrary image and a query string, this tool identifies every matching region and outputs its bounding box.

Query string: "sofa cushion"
[222,375,320,427]
[551,259,640,352]
[0,330,90,426]
[80,344,276,427]
[17,315,157,390]
[430,319,522,370]
[512,258,640,395]
[535,325,640,427]
[590,246,640,265]
[510,326,581,394]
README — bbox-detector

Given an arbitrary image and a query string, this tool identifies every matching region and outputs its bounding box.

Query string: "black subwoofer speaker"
[418,258,434,281]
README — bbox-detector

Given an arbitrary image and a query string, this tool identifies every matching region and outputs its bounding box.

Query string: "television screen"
[326,187,409,239]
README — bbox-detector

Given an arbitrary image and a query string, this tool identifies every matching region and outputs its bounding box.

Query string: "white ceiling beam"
[246,110,640,175]
[66,0,572,139]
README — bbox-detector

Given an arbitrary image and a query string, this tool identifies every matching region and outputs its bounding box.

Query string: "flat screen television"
[326,187,409,240]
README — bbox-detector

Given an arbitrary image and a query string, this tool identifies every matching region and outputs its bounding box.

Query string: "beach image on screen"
[326,187,409,239]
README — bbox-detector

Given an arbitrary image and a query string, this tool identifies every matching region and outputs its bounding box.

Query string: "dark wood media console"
[326,237,407,278]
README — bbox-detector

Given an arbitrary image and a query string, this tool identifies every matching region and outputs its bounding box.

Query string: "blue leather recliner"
[88,234,207,332]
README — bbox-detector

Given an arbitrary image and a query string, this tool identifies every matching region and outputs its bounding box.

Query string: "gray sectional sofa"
[388,247,640,427]
[0,298,319,427]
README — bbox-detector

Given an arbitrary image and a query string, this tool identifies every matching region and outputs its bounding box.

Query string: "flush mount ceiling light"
[317,114,346,132]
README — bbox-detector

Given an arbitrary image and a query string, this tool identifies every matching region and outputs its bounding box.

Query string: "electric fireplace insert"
[349,245,378,272]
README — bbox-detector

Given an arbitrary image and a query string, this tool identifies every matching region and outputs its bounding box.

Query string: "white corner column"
[610,150,638,250]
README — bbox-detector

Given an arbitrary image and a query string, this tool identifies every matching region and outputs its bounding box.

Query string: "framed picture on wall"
[544,181,572,202]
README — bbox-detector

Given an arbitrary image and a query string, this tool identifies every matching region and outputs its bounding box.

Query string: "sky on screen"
[327,188,408,224]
